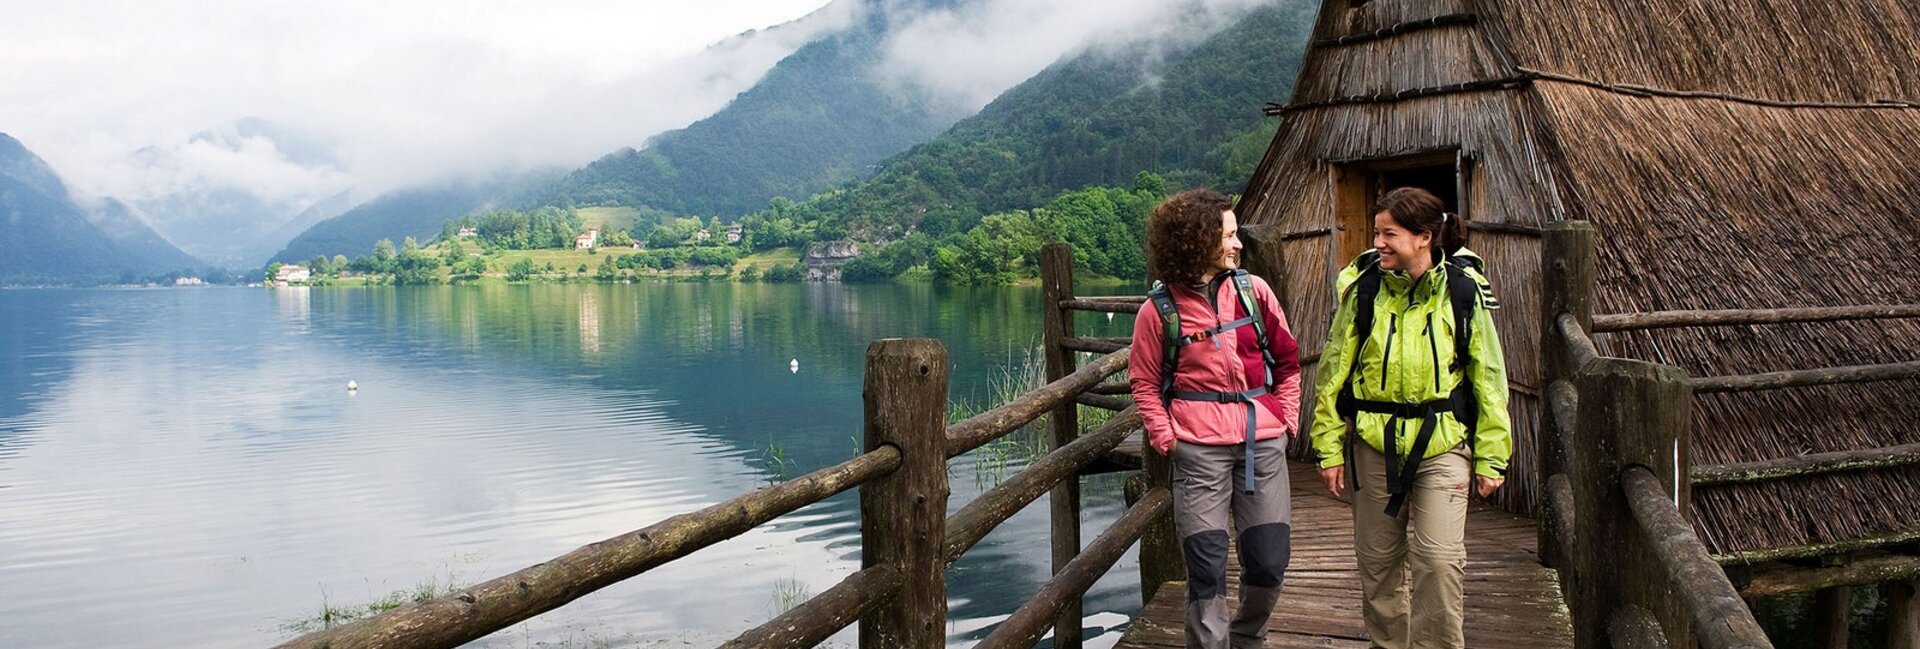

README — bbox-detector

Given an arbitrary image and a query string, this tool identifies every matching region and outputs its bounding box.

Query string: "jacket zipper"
[1427,312,1441,395]
[1380,314,1397,391]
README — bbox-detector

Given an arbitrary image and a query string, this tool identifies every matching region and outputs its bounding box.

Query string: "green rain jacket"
[1308,249,1513,479]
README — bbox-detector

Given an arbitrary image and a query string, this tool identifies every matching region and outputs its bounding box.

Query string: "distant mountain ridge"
[541,0,974,217]
[766,0,1314,238]
[0,133,205,285]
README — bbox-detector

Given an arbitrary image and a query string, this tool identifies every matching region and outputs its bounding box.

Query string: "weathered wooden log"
[1607,604,1669,649]
[1891,580,1919,649]
[974,487,1172,649]
[1547,379,1578,466]
[1135,444,1183,604]
[1691,442,1920,485]
[1282,227,1332,240]
[717,565,901,649]
[1715,530,1920,565]
[859,339,949,649]
[1088,382,1131,395]
[1240,223,1291,312]
[1692,360,1920,394]
[1040,245,1086,649]
[944,410,1141,562]
[1058,298,1145,314]
[1073,392,1131,411]
[1058,336,1130,354]
[1571,357,1695,649]
[1621,467,1772,649]
[946,349,1129,457]
[272,448,901,649]
[1592,304,1920,332]
[1739,554,1920,597]
[1468,220,1545,237]
[1560,312,1600,370]
[1545,473,1577,576]
[1539,220,1597,570]
[1813,585,1853,649]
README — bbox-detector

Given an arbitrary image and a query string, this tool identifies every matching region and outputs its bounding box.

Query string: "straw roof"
[1238,0,1920,556]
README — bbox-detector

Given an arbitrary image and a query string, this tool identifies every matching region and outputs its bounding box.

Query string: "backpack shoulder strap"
[1147,282,1182,407]
[1230,270,1279,389]
[1350,251,1383,351]
[1336,252,1383,417]
[1442,255,1491,371]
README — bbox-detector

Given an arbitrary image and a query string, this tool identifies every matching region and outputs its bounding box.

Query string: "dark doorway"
[1331,150,1463,264]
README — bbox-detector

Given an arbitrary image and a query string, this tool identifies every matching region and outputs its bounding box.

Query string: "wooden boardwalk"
[1109,438,1574,649]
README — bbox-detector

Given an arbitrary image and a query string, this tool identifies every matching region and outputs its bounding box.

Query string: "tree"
[506,258,538,282]
[595,255,618,281]
[331,255,349,272]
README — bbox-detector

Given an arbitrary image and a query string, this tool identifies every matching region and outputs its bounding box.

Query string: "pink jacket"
[1129,272,1302,455]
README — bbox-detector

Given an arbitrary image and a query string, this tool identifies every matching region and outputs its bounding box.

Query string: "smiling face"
[1372,210,1433,273]
[1206,210,1242,277]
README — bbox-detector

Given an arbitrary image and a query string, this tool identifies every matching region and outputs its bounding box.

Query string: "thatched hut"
[1234,0,1920,637]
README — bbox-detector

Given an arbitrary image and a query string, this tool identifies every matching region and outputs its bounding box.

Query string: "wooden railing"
[274,248,1160,648]
[1538,221,1920,648]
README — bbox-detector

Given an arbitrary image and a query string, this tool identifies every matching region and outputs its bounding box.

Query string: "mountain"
[271,169,562,264]
[121,118,351,269]
[0,133,204,285]
[542,0,973,217]
[798,0,1314,238]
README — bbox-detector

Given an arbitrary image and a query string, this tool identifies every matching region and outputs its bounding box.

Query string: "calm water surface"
[0,283,1143,648]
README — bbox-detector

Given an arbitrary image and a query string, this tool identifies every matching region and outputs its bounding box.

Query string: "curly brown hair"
[1147,189,1233,284]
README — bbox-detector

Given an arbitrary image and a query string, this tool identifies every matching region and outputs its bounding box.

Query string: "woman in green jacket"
[1308,187,1511,649]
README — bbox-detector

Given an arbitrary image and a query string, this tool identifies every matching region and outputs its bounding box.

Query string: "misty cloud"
[1,0,849,210]
[875,0,1273,111]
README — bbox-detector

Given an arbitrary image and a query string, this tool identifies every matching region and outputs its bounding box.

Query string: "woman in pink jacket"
[1130,189,1302,649]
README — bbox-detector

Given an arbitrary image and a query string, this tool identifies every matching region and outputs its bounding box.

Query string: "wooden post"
[1128,468,1185,604]
[1539,220,1596,568]
[1570,357,1692,649]
[859,339,950,649]
[1135,220,1183,607]
[1890,580,1919,649]
[1239,223,1292,311]
[1812,585,1852,649]
[1039,243,1084,649]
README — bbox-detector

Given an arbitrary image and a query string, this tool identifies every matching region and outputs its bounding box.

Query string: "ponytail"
[1439,211,1469,255]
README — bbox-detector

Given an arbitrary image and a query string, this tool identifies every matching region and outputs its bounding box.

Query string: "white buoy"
[1106,312,1114,322]
[790,358,799,374]
[347,380,359,392]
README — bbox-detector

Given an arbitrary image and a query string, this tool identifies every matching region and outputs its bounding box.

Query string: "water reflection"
[0,283,1143,648]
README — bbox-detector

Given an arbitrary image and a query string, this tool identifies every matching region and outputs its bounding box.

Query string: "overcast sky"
[0,0,1270,212]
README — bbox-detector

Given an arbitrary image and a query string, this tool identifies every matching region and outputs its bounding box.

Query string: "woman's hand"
[1475,476,1505,498]
[1319,466,1345,498]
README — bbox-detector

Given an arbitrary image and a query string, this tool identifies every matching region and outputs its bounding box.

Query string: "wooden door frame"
[1327,147,1468,268]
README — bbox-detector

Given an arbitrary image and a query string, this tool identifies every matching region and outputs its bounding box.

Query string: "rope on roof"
[1520,66,1920,110]
[1312,13,1478,48]
[1264,75,1534,115]
[1261,67,1920,116]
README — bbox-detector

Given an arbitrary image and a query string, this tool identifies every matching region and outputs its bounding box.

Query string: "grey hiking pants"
[1172,437,1292,649]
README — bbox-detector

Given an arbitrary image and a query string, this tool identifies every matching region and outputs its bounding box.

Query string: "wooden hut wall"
[1327,0,1472,35]
[1477,0,1920,103]
[1528,82,1920,555]
[1236,1,1570,510]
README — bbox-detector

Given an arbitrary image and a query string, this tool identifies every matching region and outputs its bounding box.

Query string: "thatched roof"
[1239,0,1920,556]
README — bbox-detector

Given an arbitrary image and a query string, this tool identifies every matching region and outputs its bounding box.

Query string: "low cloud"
[875,0,1273,111]
[2,0,850,212]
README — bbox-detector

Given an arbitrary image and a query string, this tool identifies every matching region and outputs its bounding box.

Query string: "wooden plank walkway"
[1109,436,1573,649]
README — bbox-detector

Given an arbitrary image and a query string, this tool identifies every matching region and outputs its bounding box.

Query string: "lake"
[0,283,1145,648]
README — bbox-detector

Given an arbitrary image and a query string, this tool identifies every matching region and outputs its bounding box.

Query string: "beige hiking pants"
[1350,442,1472,649]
